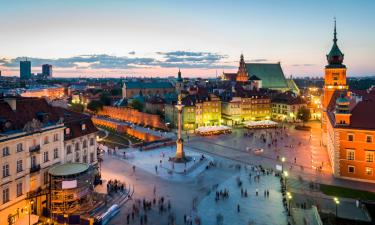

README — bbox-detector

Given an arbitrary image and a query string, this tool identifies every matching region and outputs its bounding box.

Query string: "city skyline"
[1,0,375,78]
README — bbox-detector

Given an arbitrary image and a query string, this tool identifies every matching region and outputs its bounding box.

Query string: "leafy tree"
[130,99,144,111]
[100,92,111,106]
[297,106,311,126]
[69,103,84,113]
[87,100,104,112]
[110,88,122,96]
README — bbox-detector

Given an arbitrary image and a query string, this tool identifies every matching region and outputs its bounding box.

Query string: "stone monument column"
[175,94,185,160]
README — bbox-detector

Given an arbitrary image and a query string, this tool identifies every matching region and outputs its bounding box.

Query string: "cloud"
[0,51,233,70]
[291,64,315,67]
[128,51,136,55]
[248,59,268,62]
[156,51,229,68]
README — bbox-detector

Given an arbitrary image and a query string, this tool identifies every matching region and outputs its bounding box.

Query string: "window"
[2,147,10,157]
[16,160,23,173]
[348,165,355,173]
[83,155,87,163]
[90,152,94,163]
[53,148,59,159]
[31,155,36,168]
[16,143,23,152]
[2,164,10,178]
[346,149,355,160]
[75,143,80,151]
[366,135,373,143]
[90,138,94,146]
[43,171,49,185]
[366,167,373,176]
[2,188,9,204]
[43,151,49,163]
[83,140,87,148]
[44,136,49,144]
[75,152,80,162]
[67,145,72,154]
[366,151,374,162]
[348,134,354,142]
[16,183,23,197]
[65,128,70,135]
[53,133,59,142]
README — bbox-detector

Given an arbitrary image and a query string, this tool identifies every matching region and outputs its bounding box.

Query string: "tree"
[69,103,84,113]
[297,106,311,126]
[130,99,144,111]
[100,92,111,106]
[87,100,104,113]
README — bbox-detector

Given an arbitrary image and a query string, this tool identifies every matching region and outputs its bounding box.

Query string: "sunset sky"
[0,0,374,78]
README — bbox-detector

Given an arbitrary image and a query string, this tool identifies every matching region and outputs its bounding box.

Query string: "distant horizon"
[1,0,375,78]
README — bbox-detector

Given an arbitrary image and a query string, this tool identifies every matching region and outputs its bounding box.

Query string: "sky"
[0,0,375,78]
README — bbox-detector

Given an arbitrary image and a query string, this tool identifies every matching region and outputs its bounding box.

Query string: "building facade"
[20,60,31,80]
[322,21,375,182]
[122,81,174,99]
[271,92,306,122]
[41,64,53,78]
[0,97,97,225]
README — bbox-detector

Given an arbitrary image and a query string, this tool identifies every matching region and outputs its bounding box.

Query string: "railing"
[29,145,41,153]
[30,164,41,173]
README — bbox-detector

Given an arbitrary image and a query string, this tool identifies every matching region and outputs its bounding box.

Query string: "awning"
[14,214,39,225]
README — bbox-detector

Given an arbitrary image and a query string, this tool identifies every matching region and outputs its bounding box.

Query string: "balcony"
[29,145,41,153]
[30,165,41,173]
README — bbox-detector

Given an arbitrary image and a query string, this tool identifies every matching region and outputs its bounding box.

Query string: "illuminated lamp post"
[283,171,288,190]
[29,200,34,225]
[281,157,286,172]
[334,197,340,224]
[287,192,292,216]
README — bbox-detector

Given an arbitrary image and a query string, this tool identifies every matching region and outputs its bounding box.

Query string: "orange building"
[322,21,375,182]
[97,106,168,130]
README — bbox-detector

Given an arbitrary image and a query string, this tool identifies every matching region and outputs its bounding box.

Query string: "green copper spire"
[326,18,345,67]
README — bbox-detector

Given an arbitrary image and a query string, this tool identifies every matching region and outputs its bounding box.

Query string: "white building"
[0,97,97,225]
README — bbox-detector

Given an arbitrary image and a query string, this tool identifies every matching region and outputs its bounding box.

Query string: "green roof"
[245,63,288,89]
[49,163,89,176]
[286,79,300,93]
[125,81,173,89]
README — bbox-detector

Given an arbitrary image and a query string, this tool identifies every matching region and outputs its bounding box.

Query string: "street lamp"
[29,200,34,225]
[281,157,286,172]
[287,192,292,216]
[334,197,340,223]
[283,171,289,190]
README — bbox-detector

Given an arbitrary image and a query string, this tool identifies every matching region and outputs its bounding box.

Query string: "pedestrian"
[155,165,158,173]
[133,165,136,173]
[237,204,240,213]
[127,214,130,224]
[153,185,156,196]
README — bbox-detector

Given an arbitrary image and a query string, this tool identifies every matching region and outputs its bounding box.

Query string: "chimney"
[4,98,17,111]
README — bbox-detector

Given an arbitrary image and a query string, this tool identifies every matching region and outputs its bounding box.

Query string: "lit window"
[366,167,373,176]
[366,135,373,143]
[347,134,354,142]
[82,124,86,131]
[65,128,70,135]
[346,149,355,160]
[44,136,49,144]
[348,165,355,174]
[365,151,374,162]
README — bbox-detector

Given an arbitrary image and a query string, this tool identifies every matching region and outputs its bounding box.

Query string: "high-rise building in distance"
[20,60,31,80]
[42,64,53,78]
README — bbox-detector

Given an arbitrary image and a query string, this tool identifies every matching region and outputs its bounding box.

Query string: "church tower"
[176,68,184,93]
[322,19,348,139]
[236,54,249,82]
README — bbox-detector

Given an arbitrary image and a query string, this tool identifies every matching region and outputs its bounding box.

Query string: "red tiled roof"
[327,90,375,130]
[0,97,97,139]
